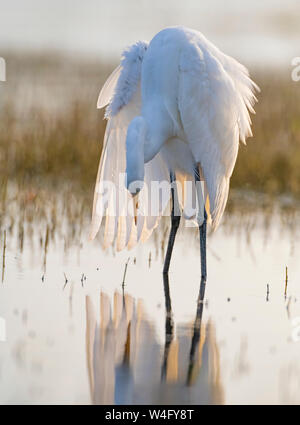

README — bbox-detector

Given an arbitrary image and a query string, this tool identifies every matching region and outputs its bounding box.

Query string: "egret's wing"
[90,88,138,249]
[90,41,170,250]
[219,56,259,144]
[178,39,258,229]
[97,65,122,109]
[197,32,259,144]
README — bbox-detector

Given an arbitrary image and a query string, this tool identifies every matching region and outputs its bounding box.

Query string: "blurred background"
[1,0,299,64]
[1,0,300,405]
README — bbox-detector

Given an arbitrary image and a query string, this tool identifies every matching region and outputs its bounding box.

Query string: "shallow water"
[1,196,300,404]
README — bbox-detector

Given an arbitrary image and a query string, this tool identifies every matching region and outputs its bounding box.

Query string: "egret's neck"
[126,116,147,195]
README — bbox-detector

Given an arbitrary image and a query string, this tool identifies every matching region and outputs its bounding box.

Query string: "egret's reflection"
[161,273,174,381]
[85,278,224,404]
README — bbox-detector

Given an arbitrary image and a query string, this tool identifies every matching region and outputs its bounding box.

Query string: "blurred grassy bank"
[1,52,300,199]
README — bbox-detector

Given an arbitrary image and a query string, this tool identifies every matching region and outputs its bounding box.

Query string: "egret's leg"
[185,168,208,385]
[194,167,207,295]
[161,273,174,380]
[199,210,207,289]
[163,172,181,275]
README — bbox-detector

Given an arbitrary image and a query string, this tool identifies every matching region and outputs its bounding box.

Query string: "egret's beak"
[133,194,139,226]
[127,184,141,226]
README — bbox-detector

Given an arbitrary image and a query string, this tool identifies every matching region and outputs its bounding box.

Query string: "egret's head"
[126,116,147,196]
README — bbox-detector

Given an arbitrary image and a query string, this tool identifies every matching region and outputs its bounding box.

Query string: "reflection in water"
[86,278,224,404]
[3,187,300,403]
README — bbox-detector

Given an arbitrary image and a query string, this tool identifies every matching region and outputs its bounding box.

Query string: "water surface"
[1,192,300,404]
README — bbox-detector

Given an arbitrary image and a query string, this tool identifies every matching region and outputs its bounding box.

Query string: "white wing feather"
[97,65,122,109]
[178,28,258,229]
[90,41,170,250]
[192,30,259,144]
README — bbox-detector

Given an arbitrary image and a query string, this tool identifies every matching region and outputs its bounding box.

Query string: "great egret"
[90,26,258,291]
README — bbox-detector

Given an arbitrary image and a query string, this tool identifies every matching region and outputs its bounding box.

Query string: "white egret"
[90,26,259,293]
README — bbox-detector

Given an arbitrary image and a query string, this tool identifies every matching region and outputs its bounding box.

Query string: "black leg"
[195,166,207,328]
[186,167,208,385]
[199,209,207,294]
[163,172,181,275]
[194,166,207,289]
